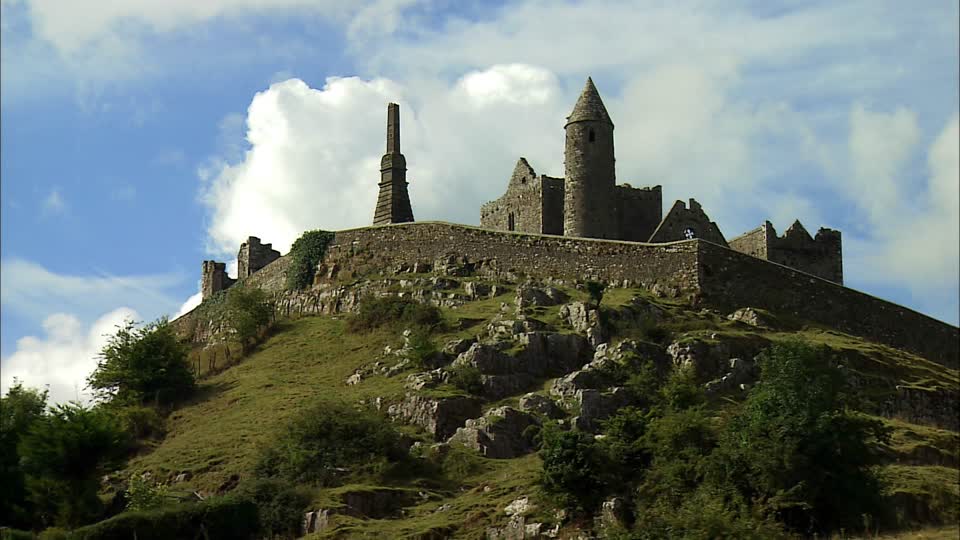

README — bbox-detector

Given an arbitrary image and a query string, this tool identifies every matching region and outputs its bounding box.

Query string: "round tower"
[563,77,616,239]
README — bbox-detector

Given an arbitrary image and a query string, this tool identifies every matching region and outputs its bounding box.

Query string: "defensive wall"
[180,222,958,369]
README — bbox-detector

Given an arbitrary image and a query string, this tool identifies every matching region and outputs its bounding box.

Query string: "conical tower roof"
[565,77,613,127]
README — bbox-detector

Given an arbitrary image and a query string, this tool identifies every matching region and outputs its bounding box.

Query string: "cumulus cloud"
[1,307,138,404]
[199,66,570,255]
[845,112,959,321]
[175,291,203,318]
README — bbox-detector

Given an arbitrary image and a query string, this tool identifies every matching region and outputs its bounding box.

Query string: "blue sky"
[2,0,958,403]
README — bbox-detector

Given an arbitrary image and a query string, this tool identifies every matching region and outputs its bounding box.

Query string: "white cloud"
[175,291,203,318]
[845,112,959,321]
[41,188,65,214]
[0,258,184,325]
[1,308,139,404]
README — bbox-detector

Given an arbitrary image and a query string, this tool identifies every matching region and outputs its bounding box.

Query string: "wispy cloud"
[41,188,66,215]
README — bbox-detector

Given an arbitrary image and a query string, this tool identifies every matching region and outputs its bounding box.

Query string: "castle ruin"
[479,77,842,284]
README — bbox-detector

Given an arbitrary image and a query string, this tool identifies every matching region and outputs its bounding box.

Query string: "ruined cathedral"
[476,77,843,284]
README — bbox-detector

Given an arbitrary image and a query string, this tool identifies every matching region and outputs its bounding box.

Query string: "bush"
[538,424,607,513]
[18,404,130,528]
[285,230,335,291]
[112,406,165,441]
[346,296,443,333]
[585,281,606,307]
[255,400,403,486]
[406,328,439,369]
[708,341,890,534]
[67,496,258,540]
[235,479,310,539]
[124,476,172,512]
[1,381,49,529]
[87,318,193,407]
[447,365,484,396]
[224,287,274,355]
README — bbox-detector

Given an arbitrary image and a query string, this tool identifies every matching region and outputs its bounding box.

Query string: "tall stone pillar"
[373,103,415,225]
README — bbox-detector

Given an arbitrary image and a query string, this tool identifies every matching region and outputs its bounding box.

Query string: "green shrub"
[18,404,130,528]
[285,230,335,291]
[224,287,274,355]
[255,400,403,486]
[585,281,606,307]
[538,424,607,513]
[124,475,172,512]
[708,341,890,534]
[2,528,39,540]
[346,296,443,333]
[1,381,49,530]
[407,328,439,369]
[447,365,484,396]
[112,406,165,441]
[235,479,310,539]
[67,496,258,540]
[87,318,194,407]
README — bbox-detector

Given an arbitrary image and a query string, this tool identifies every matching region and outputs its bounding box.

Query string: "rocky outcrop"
[449,407,540,458]
[453,343,518,375]
[666,336,768,381]
[559,301,606,346]
[727,307,779,329]
[517,332,593,377]
[518,393,565,419]
[388,394,482,441]
[515,284,570,309]
[572,387,632,432]
[704,357,758,396]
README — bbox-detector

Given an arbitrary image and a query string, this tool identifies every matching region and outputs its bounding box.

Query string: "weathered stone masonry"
[729,220,842,285]
[183,222,958,369]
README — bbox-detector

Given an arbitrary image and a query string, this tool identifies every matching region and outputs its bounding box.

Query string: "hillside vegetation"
[3,265,957,539]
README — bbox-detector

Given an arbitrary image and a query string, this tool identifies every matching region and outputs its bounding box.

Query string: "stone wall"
[615,184,662,242]
[323,222,700,288]
[697,241,958,368]
[729,221,843,284]
[238,236,281,279]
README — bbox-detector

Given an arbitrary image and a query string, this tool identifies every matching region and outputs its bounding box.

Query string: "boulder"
[727,307,778,328]
[443,337,477,356]
[454,343,518,375]
[464,281,493,299]
[517,332,593,377]
[559,302,607,347]
[504,496,536,517]
[704,357,758,396]
[449,407,540,459]
[518,393,565,419]
[481,374,535,400]
[515,284,570,309]
[572,387,632,433]
[388,394,482,441]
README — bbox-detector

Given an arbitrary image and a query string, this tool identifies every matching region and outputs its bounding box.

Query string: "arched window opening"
[588,129,596,143]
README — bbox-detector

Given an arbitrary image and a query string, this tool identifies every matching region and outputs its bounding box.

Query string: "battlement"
[201,260,236,299]
[238,236,281,279]
[729,220,842,284]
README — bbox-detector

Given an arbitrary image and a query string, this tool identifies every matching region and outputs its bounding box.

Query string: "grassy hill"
[108,274,959,539]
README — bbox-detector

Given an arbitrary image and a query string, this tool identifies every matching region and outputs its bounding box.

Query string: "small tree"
[225,287,274,356]
[88,318,194,406]
[1,381,49,529]
[585,281,606,308]
[538,424,607,513]
[18,403,130,527]
[709,341,890,534]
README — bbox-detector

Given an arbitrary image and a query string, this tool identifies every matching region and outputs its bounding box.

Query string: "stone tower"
[373,103,415,225]
[563,77,616,239]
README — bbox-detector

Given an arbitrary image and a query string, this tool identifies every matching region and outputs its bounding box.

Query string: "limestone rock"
[302,509,333,535]
[454,343,517,375]
[388,394,482,441]
[559,301,607,347]
[572,387,632,433]
[404,369,446,391]
[504,496,536,517]
[727,307,778,328]
[449,407,540,459]
[515,284,570,309]
[704,357,757,396]
[518,393,565,419]
[464,281,493,299]
[481,374,536,400]
[443,337,477,356]
[517,332,593,376]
